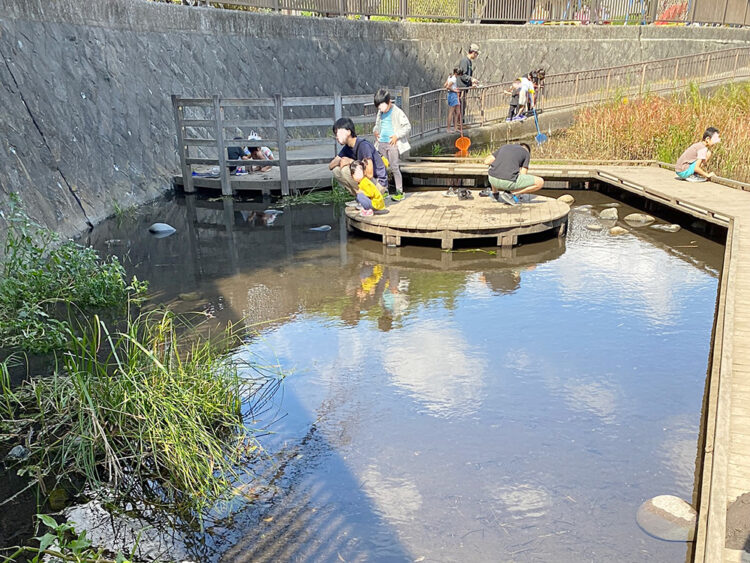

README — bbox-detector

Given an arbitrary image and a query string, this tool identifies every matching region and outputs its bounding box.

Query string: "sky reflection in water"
[90,192,721,562]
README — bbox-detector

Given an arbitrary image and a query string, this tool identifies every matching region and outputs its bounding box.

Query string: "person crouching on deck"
[350,160,385,217]
[675,127,720,182]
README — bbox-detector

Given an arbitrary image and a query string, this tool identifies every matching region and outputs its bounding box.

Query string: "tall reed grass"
[1,311,283,520]
[535,82,750,183]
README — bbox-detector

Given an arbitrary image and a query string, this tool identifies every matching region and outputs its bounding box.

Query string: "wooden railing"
[172,88,407,195]
[409,47,750,138]
[162,0,750,26]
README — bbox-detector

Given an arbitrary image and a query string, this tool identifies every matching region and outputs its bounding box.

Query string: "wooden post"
[591,0,600,24]
[333,91,342,156]
[338,0,344,16]
[744,0,750,26]
[733,50,740,80]
[526,0,534,22]
[275,93,290,197]
[213,96,231,196]
[647,0,658,23]
[721,0,730,25]
[171,95,195,194]
[400,0,407,20]
[688,0,697,24]
[605,69,611,97]
[480,88,486,126]
[573,75,579,105]
[273,0,279,12]
[673,59,680,88]
[400,86,410,119]
[639,64,647,97]
[704,55,711,79]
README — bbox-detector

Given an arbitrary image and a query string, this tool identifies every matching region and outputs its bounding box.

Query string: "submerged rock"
[573,204,593,212]
[585,222,603,231]
[624,213,655,226]
[64,501,194,562]
[602,202,621,208]
[309,225,332,232]
[557,194,575,205]
[5,444,29,463]
[636,495,696,541]
[599,208,619,220]
[609,226,628,236]
[178,292,202,301]
[148,223,176,238]
[650,223,682,233]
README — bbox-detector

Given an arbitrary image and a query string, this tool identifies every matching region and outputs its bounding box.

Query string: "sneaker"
[360,208,374,217]
[511,115,526,122]
[391,192,405,202]
[458,188,473,200]
[235,167,248,176]
[498,191,519,206]
[443,187,458,197]
[685,174,708,183]
[478,188,492,197]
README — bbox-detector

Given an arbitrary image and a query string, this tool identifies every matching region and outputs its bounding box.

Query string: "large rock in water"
[624,213,655,226]
[148,223,176,238]
[557,194,575,205]
[636,495,696,541]
[600,208,618,220]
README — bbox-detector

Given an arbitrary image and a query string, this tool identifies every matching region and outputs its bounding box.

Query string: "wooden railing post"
[673,59,680,88]
[480,88,486,126]
[338,0,345,16]
[274,93,290,197]
[400,86,410,119]
[573,75,579,105]
[705,55,712,80]
[734,51,740,80]
[400,0,407,20]
[647,0,658,23]
[605,69,611,96]
[172,95,194,194]
[333,91,342,155]
[721,0,730,25]
[213,95,231,196]
[273,0,280,12]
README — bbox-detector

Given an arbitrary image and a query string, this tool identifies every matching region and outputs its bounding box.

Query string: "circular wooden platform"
[345,191,570,249]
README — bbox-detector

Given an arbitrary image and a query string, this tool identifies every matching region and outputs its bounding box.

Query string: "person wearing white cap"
[244,131,275,173]
[457,44,480,120]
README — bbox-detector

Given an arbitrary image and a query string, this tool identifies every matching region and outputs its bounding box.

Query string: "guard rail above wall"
[408,46,750,138]
[162,0,750,26]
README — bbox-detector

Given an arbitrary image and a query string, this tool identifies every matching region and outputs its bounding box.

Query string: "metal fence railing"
[408,47,750,138]
[160,0,750,25]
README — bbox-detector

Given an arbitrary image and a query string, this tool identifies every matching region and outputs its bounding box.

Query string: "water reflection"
[83,191,722,562]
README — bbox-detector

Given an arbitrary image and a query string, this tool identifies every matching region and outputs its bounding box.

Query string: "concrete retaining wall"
[0,0,748,244]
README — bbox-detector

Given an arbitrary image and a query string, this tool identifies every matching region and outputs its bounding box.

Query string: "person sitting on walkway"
[483,143,544,206]
[350,160,385,217]
[373,88,411,202]
[329,117,388,197]
[675,127,720,182]
[227,137,252,175]
[246,132,275,172]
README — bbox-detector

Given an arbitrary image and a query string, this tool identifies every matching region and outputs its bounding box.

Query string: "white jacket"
[373,104,412,155]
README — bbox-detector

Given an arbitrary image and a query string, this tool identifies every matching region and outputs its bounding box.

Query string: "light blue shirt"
[378,108,394,143]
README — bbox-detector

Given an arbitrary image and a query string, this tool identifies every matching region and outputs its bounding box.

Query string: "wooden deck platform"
[567,165,750,563]
[345,191,570,249]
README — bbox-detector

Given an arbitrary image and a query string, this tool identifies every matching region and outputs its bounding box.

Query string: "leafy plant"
[281,183,354,205]
[0,194,148,353]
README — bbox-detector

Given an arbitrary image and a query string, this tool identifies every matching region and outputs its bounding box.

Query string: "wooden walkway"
[563,164,749,563]
[345,192,570,249]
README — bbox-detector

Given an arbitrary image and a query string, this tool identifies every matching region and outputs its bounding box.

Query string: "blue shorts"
[447,92,459,107]
[676,161,697,179]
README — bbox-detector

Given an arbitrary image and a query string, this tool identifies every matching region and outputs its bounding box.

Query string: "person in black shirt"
[457,43,480,120]
[483,143,544,206]
[328,117,388,196]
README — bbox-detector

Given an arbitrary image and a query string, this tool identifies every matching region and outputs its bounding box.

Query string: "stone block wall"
[0,0,747,245]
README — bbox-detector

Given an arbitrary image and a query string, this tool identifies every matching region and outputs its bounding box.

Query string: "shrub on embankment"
[536,82,750,183]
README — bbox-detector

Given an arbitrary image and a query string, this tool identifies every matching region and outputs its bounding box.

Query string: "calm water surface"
[87,189,723,562]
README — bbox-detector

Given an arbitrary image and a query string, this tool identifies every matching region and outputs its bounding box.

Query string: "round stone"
[585,222,603,231]
[609,226,628,236]
[636,495,696,541]
[600,208,619,220]
[148,223,176,238]
[557,194,575,205]
[624,213,655,226]
[650,223,681,233]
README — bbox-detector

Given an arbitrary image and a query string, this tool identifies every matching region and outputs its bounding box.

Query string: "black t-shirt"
[338,137,388,187]
[227,145,244,172]
[457,56,473,88]
[488,144,530,182]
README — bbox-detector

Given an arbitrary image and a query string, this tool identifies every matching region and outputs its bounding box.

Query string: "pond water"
[82,188,722,562]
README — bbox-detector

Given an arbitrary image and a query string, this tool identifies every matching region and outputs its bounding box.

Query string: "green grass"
[280,183,354,206]
[1,311,283,522]
[0,195,147,353]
